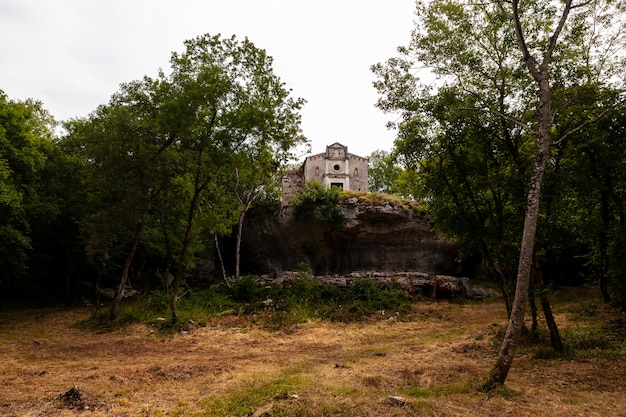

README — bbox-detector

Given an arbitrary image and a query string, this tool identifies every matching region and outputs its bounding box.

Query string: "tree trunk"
[214,233,231,288]
[529,271,539,338]
[482,0,580,390]
[483,79,552,390]
[171,188,202,323]
[234,209,246,282]
[110,216,144,319]
[587,150,612,303]
[493,261,514,319]
[171,219,192,323]
[609,190,626,310]
[533,262,563,351]
[233,185,255,282]
[95,267,103,314]
[540,290,563,352]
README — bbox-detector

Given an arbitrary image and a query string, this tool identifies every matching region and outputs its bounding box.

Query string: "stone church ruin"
[282,142,368,204]
[250,142,486,298]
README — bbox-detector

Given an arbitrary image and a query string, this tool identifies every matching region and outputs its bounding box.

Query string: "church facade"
[282,143,368,204]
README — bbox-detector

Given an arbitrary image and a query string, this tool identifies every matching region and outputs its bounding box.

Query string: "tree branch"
[510,0,540,78]
[543,0,574,72]
[571,0,594,9]
[461,106,537,136]
[552,107,614,146]
[495,0,513,21]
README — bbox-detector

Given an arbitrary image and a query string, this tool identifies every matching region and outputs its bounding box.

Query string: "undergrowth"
[494,289,626,360]
[77,277,412,333]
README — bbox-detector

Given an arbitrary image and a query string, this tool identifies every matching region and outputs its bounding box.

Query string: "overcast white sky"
[0,1,416,157]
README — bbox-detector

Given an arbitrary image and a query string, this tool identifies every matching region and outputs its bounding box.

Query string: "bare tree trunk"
[234,210,246,281]
[529,271,539,338]
[483,132,549,389]
[484,72,552,388]
[110,216,144,319]
[232,174,256,283]
[532,262,563,351]
[214,233,231,288]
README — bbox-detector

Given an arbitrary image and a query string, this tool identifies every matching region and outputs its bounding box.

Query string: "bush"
[77,306,146,332]
[229,275,266,303]
[329,280,410,320]
[292,181,345,229]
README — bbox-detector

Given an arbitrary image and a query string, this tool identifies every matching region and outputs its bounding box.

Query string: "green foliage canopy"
[373,0,626,293]
[0,91,58,295]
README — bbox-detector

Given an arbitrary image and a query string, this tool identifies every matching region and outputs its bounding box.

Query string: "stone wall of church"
[302,153,325,185]
[346,154,368,192]
[281,166,304,205]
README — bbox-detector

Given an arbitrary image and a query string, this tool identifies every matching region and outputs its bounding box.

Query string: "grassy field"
[1,286,625,416]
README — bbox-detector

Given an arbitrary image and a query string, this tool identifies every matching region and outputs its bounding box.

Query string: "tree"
[230,149,281,282]
[545,100,626,308]
[374,0,536,315]
[157,34,306,321]
[29,139,90,303]
[63,77,177,318]
[374,0,625,389]
[61,34,305,320]
[483,0,623,389]
[391,89,530,316]
[367,150,404,195]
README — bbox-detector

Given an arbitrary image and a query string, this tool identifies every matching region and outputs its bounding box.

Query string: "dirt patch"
[1,296,625,416]
[57,386,108,412]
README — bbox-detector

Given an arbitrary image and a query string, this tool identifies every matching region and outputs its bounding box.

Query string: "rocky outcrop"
[241,196,461,277]
[261,271,494,299]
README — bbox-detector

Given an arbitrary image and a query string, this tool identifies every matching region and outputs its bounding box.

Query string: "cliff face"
[240,197,460,276]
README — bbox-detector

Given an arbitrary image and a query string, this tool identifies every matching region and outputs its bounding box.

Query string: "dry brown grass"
[1,289,625,416]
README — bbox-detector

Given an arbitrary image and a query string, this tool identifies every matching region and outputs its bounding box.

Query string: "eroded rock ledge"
[241,196,461,277]
[239,196,492,298]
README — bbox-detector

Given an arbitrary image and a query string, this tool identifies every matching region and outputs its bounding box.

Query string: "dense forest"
[0,34,307,316]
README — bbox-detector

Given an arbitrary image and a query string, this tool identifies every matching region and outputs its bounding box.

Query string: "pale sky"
[0,1,416,158]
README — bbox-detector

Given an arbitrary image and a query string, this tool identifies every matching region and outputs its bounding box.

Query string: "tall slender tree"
[484,0,622,389]
[374,0,625,388]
